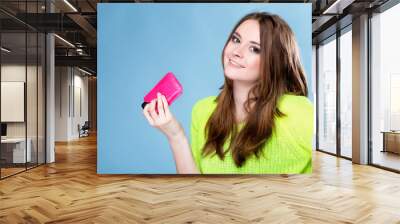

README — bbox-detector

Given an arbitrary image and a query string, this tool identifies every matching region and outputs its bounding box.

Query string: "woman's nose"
[232,45,245,58]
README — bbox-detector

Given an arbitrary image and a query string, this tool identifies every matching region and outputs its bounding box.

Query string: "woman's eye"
[231,35,240,43]
[250,46,260,54]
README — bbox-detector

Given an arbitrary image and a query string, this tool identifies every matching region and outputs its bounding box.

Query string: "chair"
[78,121,90,138]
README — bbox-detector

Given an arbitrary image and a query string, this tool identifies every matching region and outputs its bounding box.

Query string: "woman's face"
[223,19,261,85]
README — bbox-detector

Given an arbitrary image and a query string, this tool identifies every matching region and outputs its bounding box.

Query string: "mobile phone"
[141,72,183,109]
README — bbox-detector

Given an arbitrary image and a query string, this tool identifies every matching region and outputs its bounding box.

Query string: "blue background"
[98,3,312,174]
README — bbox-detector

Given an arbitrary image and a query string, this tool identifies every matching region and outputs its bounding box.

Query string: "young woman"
[142,12,313,174]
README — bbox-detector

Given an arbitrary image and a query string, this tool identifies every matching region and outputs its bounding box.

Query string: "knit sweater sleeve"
[275,95,314,173]
[190,100,203,173]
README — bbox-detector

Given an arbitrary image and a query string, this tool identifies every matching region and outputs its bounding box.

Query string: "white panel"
[1,82,25,122]
[73,86,81,138]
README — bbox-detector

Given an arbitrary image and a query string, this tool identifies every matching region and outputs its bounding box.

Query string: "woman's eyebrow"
[250,41,260,46]
[233,32,241,38]
[234,32,260,46]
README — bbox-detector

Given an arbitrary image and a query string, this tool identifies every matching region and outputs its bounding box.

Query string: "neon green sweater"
[190,94,313,174]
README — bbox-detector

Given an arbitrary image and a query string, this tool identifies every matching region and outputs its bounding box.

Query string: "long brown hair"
[202,12,308,167]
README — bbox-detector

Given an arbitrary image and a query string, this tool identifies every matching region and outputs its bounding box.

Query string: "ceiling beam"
[55,55,96,72]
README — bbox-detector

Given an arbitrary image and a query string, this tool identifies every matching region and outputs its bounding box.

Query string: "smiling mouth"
[228,58,245,68]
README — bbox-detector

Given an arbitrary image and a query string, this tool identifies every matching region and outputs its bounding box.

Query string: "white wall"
[71,72,89,138]
[1,65,26,130]
[55,66,69,141]
[1,65,41,138]
[55,67,89,141]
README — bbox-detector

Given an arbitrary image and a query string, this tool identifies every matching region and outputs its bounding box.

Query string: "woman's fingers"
[143,93,172,128]
[148,99,158,121]
[157,93,165,119]
[161,95,171,117]
[143,104,154,125]
[142,93,180,139]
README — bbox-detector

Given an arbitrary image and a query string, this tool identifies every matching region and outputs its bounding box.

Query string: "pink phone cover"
[142,72,183,108]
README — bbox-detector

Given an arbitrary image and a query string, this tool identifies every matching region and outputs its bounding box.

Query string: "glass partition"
[317,35,337,155]
[27,30,38,170]
[0,1,46,179]
[1,31,28,177]
[371,3,400,171]
[339,27,352,158]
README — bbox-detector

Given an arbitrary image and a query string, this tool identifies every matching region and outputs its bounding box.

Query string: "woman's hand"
[142,92,184,140]
[142,92,199,174]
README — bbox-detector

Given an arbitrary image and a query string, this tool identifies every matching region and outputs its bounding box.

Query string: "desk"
[1,138,31,163]
[381,131,400,154]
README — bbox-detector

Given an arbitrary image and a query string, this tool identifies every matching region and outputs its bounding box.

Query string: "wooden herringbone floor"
[1,134,400,224]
